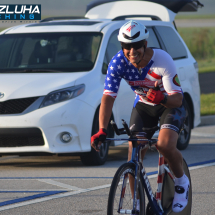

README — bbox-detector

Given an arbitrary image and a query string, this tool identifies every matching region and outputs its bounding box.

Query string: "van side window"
[155,26,188,60]
[147,27,161,49]
[102,30,121,74]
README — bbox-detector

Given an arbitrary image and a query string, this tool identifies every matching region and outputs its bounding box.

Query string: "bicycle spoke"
[107,163,145,215]
[113,174,133,213]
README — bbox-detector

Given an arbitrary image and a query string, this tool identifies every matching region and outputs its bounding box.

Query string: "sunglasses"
[121,40,144,50]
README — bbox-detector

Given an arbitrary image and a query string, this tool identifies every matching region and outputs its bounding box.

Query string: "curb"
[199,115,215,126]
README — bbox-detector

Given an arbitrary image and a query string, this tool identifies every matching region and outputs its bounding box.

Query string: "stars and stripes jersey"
[103,48,183,106]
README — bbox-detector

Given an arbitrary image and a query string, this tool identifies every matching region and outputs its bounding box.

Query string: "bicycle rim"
[107,163,145,215]
[161,159,192,215]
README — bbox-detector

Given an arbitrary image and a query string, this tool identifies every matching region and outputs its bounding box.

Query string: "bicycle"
[105,119,192,215]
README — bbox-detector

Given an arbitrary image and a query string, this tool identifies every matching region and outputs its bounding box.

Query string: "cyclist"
[91,20,190,213]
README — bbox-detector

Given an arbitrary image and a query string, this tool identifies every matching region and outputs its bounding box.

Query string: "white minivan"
[0,0,202,165]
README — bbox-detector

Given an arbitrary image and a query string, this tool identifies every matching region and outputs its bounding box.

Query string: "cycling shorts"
[129,100,186,139]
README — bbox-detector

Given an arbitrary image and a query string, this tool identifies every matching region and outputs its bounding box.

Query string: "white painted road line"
[38,179,81,191]
[189,162,215,171]
[0,162,214,211]
[0,184,112,211]
[191,132,215,138]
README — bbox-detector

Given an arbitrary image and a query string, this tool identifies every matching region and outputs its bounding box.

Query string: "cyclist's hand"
[141,81,164,104]
[91,128,107,151]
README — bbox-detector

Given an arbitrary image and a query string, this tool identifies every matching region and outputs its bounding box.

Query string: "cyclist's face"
[123,41,146,67]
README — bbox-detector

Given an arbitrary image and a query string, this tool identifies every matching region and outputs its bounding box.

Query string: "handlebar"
[122,119,131,136]
[92,120,158,151]
[110,120,127,135]
[110,119,159,137]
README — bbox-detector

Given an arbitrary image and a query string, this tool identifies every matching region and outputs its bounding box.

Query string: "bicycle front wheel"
[162,158,192,215]
[107,163,145,215]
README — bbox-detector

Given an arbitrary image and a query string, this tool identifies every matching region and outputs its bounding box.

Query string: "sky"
[4,0,215,17]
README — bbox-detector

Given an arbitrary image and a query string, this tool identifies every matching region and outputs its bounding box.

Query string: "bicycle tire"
[107,162,145,215]
[161,158,192,215]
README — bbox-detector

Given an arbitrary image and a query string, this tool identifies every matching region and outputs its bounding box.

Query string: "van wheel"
[80,109,114,166]
[177,100,192,150]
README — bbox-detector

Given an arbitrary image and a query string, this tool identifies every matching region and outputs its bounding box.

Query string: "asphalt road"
[0,125,215,214]
[199,72,215,94]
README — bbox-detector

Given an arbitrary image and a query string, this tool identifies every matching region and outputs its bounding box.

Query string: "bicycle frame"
[107,138,175,215]
[106,120,176,215]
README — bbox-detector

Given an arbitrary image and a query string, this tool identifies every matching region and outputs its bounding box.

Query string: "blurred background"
[2,0,214,17]
[1,0,215,116]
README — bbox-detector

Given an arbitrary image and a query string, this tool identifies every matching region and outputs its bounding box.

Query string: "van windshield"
[0,32,102,73]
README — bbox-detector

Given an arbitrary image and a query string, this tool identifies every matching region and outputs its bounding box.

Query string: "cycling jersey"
[104,49,182,106]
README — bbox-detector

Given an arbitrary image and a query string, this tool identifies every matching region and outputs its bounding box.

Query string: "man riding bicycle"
[91,20,190,213]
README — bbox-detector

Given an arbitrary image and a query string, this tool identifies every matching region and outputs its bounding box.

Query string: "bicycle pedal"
[131,209,140,215]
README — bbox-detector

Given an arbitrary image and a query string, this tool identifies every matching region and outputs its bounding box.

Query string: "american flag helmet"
[118,20,149,43]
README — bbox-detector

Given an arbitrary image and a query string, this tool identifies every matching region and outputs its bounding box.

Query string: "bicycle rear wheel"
[161,158,192,215]
[107,163,145,215]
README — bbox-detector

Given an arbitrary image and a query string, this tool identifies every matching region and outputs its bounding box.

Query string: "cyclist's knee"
[156,140,175,156]
[156,136,177,154]
[157,129,178,152]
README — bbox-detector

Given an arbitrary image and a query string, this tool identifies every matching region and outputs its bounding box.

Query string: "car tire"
[80,108,114,166]
[177,100,192,150]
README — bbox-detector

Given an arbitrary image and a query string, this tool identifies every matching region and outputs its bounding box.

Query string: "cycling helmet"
[118,20,149,43]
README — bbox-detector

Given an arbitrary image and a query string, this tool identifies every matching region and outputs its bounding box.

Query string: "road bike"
[106,119,192,215]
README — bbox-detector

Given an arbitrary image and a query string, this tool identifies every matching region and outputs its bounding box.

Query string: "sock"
[172,174,190,213]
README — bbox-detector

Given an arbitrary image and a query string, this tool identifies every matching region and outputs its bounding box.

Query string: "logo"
[175,185,185,194]
[0,5,41,20]
[126,24,136,32]
[0,92,4,98]
[129,79,154,87]
[173,74,181,87]
[173,203,183,208]
[129,80,145,86]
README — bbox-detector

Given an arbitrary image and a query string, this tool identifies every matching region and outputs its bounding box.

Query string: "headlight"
[40,84,85,108]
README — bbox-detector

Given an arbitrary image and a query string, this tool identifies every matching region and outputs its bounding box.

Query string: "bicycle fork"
[118,172,129,214]
[117,164,140,214]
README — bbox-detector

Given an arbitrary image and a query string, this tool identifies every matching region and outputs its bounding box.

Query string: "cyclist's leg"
[157,129,183,177]
[128,104,158,206]
[158,102,190,213]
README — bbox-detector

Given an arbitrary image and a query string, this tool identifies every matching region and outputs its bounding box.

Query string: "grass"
[0,28,6,32]
[178,27,215,73]
[201,93,215,116]
[178,27,215,59]
[198,58,215,73]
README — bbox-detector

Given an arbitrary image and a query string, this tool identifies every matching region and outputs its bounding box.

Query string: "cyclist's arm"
[99,94,115,129]
[159,51,183,108]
